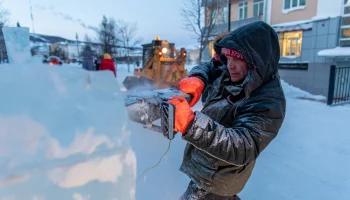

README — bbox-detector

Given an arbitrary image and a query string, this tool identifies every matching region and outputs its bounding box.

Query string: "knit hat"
[104,53,111,59]
[221,48,245,62]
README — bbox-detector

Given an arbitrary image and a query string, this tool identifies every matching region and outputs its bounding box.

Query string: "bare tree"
[0,0,10,27]
[97,15,119,56]
[181,0,225,63]
[117,20,142,72]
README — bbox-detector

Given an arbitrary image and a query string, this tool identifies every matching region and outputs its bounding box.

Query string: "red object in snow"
[99,59,116,77]
[50,59,60,65]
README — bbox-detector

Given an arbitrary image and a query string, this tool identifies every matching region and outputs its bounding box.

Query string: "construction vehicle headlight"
[162,48,168,54]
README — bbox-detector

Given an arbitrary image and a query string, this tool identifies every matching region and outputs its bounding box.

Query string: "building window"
[279,31,303,57]
[284,0,306,10]
[238,1,248,20]
[340,0,350,47]
[208,41,215,58]
[253,0,264,17]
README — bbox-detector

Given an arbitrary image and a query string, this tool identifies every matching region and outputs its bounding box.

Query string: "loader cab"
[141,37,175,68]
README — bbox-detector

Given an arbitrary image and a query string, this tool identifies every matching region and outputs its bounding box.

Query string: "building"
[202,0,270,62]
[270,0,349,98]
[203,0,350,102]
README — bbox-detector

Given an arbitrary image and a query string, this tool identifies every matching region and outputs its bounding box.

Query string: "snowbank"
[0,64,136,200]
[281,80,327,101]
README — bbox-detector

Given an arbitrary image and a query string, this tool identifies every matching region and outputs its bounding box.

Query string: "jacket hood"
[215,21,280,97]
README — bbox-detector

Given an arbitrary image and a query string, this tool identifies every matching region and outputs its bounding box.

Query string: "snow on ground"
[1,61,349,200]
[281,80,327,101]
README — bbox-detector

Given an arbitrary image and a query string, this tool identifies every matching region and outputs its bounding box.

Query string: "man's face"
[227,56,248,83]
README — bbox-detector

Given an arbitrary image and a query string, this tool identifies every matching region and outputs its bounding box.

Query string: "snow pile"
[0,64,136,200]
[2,27,33,64]
[281,80,327,101]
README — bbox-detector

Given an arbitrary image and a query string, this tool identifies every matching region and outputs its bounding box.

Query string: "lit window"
[253,0,264,17]
[284,0,306,10]
[238,1,248,20]
[208,41,215,58]
[340,0,350,47]
[341,28,350,39]
[279,31,303,57]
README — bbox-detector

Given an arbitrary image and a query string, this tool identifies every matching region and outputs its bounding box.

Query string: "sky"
[2,0,199,49]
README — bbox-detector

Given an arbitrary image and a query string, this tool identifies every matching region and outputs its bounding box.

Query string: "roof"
[271,15,340,33]
[318,46,350,57]
[272,19,313,32]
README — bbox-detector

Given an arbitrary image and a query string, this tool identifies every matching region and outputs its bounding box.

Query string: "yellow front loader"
[123,37,188,91]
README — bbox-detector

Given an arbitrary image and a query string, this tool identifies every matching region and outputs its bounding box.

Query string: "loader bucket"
[123,76,154,91]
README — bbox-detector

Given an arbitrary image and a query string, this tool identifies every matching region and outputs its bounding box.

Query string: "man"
[82,46,95,71]
[168,21,286,199]
[81,46,96,87]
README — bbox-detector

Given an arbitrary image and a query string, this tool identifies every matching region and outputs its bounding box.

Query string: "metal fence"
[327,65,350,105]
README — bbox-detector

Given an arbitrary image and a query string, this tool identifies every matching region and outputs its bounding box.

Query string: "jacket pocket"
[191,148,218,184]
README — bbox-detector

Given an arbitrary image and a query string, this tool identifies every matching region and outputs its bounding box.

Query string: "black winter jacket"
[179,21,286,196]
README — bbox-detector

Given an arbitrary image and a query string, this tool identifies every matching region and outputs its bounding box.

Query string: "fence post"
[327,65,336,105]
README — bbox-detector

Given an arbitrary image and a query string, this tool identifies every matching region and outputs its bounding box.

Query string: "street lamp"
[76,33,79,57]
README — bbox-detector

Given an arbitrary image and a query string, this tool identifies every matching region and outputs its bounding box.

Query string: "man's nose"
[228,62,236,69]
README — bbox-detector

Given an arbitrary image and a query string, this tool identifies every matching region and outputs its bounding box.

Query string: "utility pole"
[76,33,80,56]
[29,0,35,33]
[228,0,231,31]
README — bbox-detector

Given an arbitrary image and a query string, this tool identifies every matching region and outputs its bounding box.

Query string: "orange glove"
[167,96,195,134]
[179,77,205,107]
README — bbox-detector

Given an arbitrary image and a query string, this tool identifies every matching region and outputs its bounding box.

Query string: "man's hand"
[179,77,205,107]
[167,96,195,135]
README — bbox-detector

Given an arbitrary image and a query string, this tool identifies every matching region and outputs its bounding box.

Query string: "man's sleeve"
[182,97,286,166]
[187,62,216,87]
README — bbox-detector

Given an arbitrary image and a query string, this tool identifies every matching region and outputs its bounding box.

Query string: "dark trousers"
[180,181,241,200]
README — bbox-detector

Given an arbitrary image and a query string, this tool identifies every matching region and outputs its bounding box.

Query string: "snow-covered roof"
[272,15,339,33]
[311,15,339,22]
[272,19,313,32]
[318,46,350,57]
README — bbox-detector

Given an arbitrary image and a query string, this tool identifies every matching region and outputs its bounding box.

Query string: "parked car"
[44,56,62,65]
